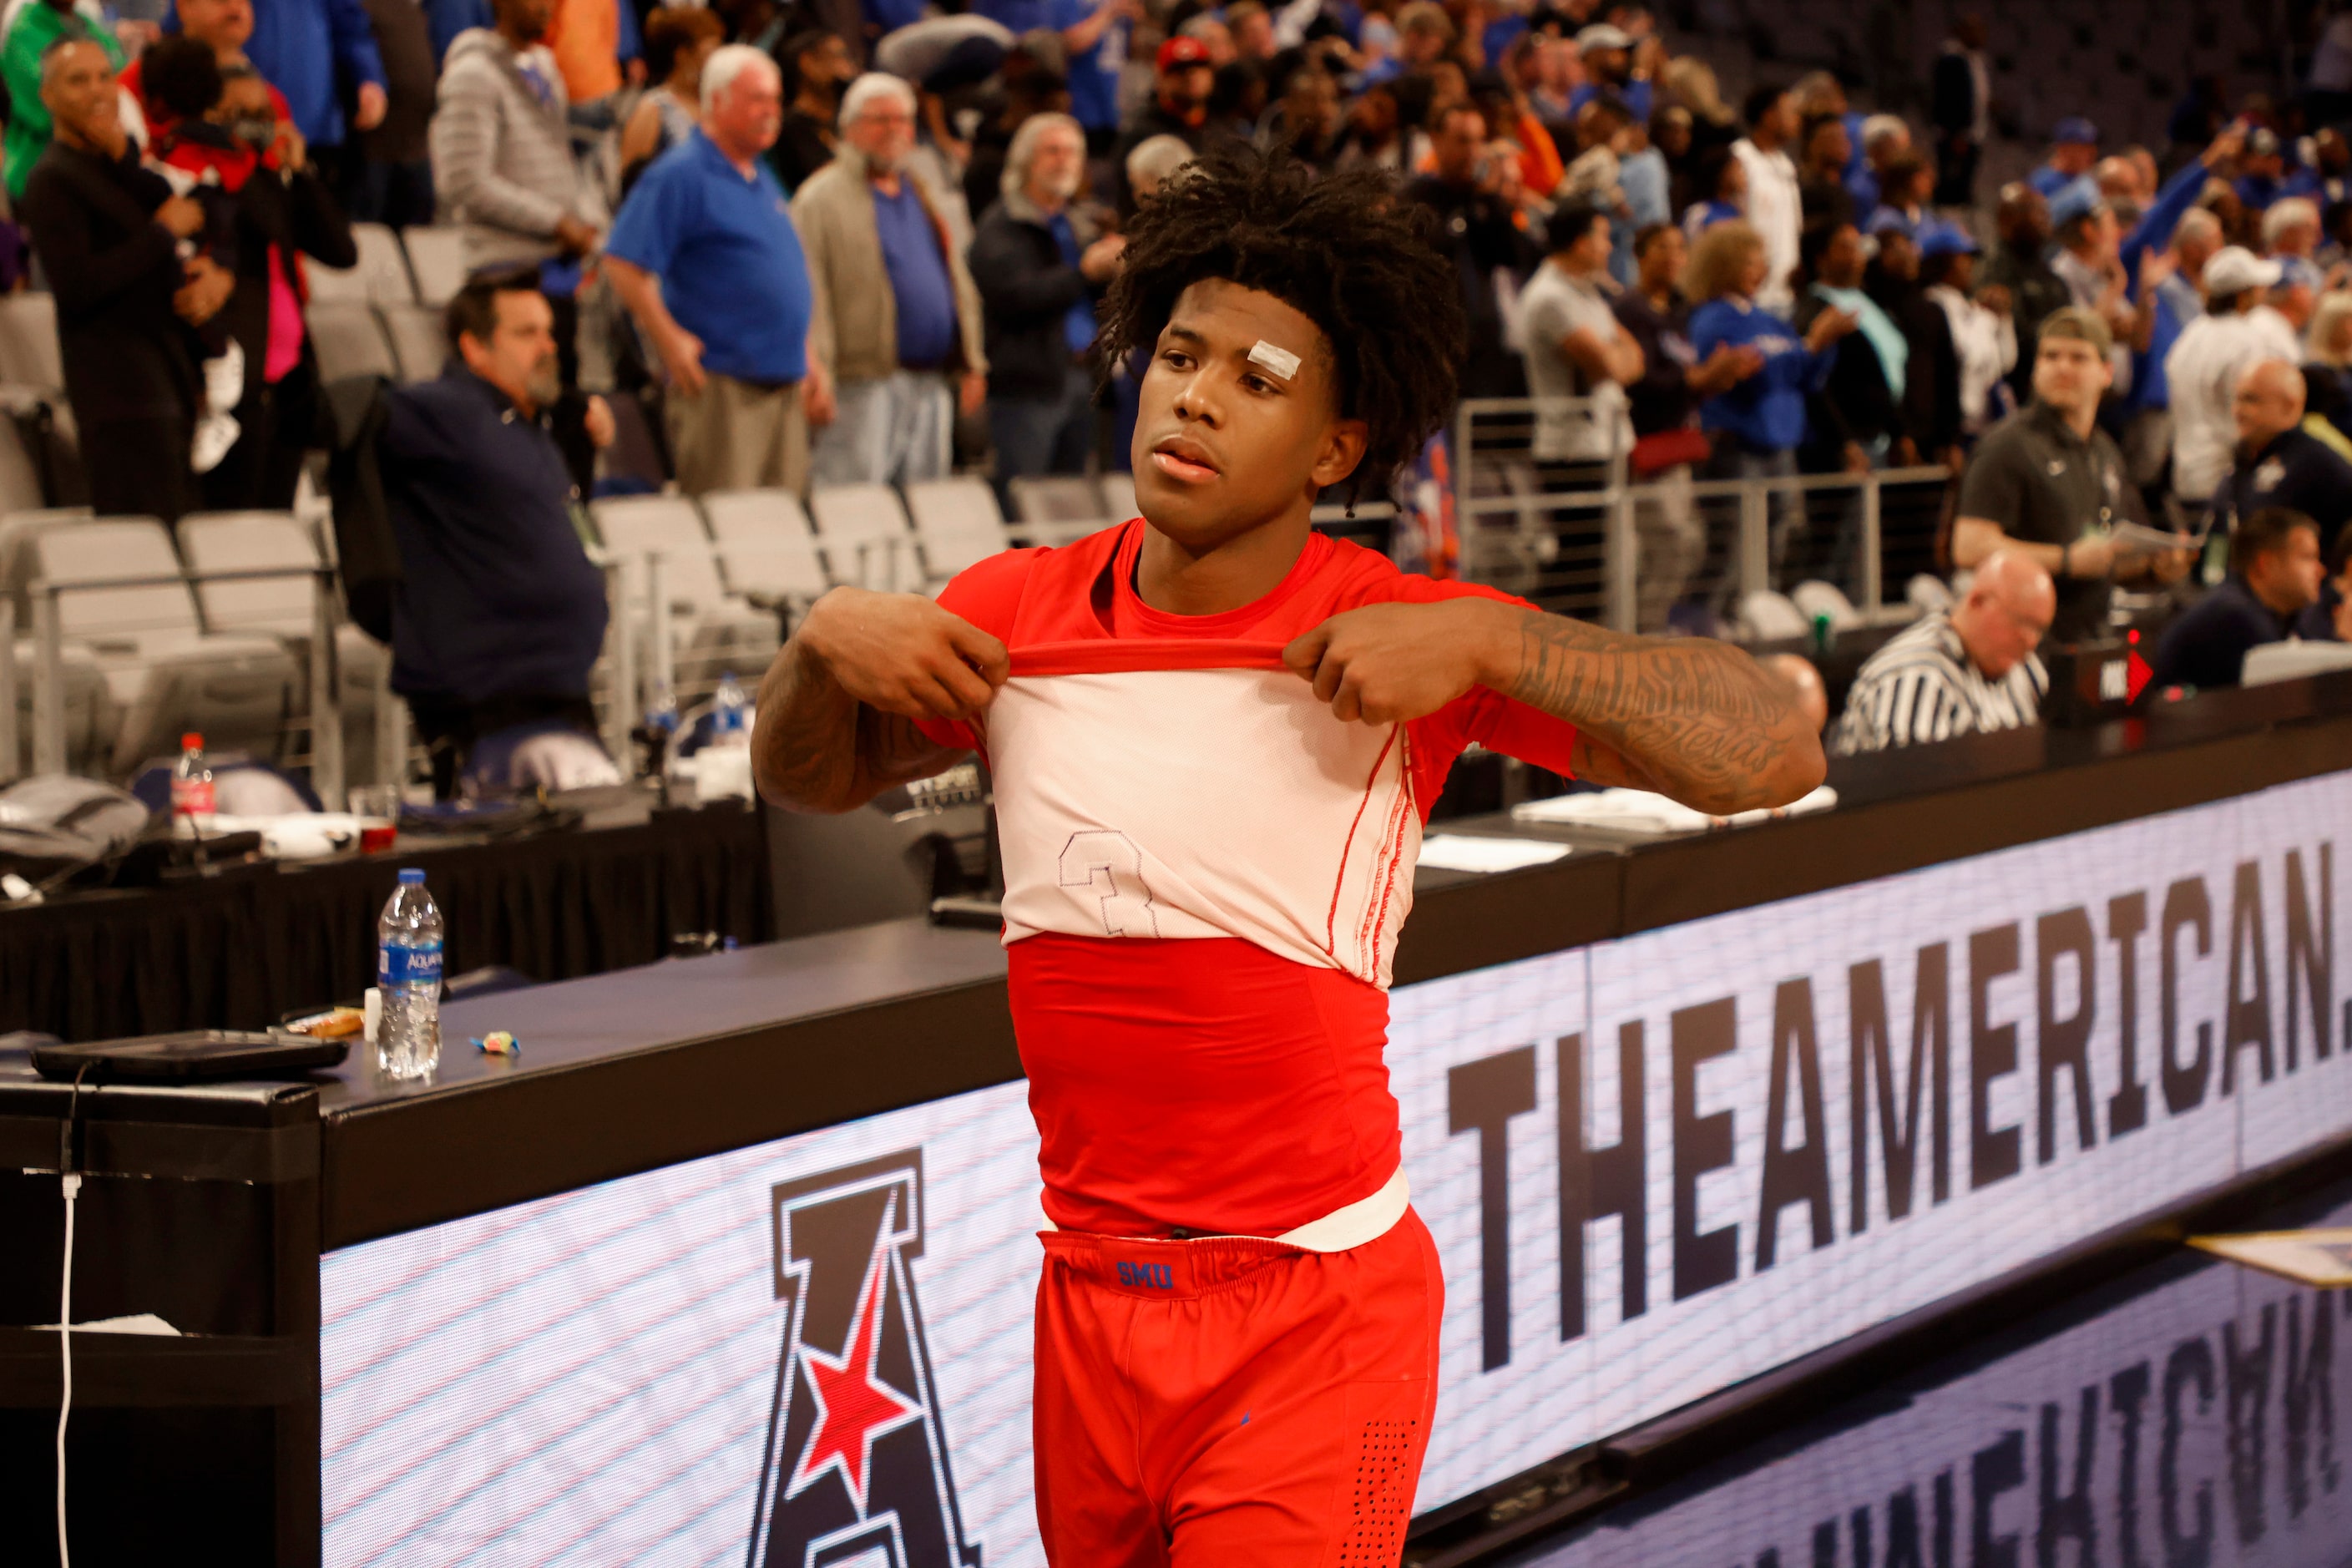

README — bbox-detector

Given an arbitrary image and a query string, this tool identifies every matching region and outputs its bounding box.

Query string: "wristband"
[2060,541,2074,577]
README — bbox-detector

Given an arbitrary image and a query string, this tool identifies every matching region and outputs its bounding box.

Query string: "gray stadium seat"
[378,304,450,384]
[0,293,63,395]
[903,476,1011,578]
[1006,475,1111,548]
[808,483,918,591]
[702,488,831,609]
[309,222,414,306]
[0,506,93,615]
[0,409,49,518]
[26,517,298,774]
[306,304,398,383]
[178,509,387,778]
[400,226,468,307]
[589,494,780,684]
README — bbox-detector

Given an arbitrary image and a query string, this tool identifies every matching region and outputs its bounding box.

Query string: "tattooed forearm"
[1504,609,1825,812]
[751,638,961,813]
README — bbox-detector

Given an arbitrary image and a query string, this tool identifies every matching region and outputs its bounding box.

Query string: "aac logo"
[748,1150,984,1568]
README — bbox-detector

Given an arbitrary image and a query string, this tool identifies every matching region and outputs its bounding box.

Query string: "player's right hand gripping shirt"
[916,522,1582,1243]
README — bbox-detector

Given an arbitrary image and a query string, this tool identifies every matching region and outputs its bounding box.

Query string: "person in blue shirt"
[1056,0,1136,148]
[1680,144,1744,240]
[968,113,1125,501]
[1685,217,1857,575]
[2233,127,2324,214]
[2128,207,2221,432]
[604,45,821,496]
[2028,118,2097,198]
[974,0,1135,147]
[1567,23,1653,124]
[170,0,387,155]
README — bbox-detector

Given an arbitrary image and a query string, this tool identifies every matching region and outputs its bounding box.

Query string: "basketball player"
[752,148,1824,1565]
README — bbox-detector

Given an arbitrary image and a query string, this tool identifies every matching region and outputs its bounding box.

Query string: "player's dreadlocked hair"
[1098,145,1467,506]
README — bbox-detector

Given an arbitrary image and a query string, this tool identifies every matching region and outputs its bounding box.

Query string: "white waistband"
[1049,1167,1412,1254]
[1272,1166,1411,1252]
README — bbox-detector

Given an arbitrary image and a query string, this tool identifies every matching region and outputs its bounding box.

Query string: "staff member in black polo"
[1950,306,2193,644]
[2210,358,2352,555]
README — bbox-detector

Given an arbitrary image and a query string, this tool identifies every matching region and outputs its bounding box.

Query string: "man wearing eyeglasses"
[789,70,988,495]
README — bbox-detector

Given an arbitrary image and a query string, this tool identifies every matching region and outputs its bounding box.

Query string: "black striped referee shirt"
[1833,611,2047,755]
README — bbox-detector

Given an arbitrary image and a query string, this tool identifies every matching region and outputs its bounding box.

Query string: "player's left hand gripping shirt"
[916,522,1581,1241]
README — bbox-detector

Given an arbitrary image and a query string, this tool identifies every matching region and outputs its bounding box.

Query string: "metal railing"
[1449,396,1955,634]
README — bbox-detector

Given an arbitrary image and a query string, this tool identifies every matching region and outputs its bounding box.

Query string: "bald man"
[1834,550,2054,753]
[2213,357,2352,556]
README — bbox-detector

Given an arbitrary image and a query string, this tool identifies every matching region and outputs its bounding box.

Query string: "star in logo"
[787,1197,925,1510]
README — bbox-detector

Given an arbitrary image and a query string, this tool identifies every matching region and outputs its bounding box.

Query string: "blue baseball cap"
[1865,205,1915,236]
[1919,223,1980,257]
[2047,175,2107,229]
[2052,116,2099,146]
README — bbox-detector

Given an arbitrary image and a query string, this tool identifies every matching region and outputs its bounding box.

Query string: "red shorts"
[1032,1208,1443,1567]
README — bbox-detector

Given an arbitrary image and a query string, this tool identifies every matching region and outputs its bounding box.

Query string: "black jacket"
[18,141,198,424]
[1931,50,1980,139]
[1793,287,1905,466]
[968,192,1097,402]
[382,365,609,706]
[223,159,357,406]
[2147,574,2292,694]
[1872,273,1962,456]
[1406,174,1539,400]
[2211,426,2352,556]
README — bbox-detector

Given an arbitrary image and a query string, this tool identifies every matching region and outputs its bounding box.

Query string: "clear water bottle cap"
[397,867,425,885]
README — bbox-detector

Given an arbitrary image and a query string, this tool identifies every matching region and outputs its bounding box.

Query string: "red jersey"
[918,522,1580,1239]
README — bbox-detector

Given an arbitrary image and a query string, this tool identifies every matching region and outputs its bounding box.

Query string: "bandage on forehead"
[1248,340,1302,381]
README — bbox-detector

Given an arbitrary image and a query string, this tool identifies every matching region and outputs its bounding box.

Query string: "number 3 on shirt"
[1057,830,1160,938]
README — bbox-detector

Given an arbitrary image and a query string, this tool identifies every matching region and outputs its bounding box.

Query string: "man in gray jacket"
[430,0,606,278]
[791,71,986,491]
[430,0,609,488]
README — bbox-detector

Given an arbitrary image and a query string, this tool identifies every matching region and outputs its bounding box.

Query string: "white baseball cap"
[2203,245,2285,296]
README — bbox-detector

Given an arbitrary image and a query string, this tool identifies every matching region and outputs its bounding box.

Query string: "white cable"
[57,1167,79,1568]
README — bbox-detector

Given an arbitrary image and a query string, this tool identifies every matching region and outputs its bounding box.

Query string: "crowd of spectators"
[5,0,2352,769]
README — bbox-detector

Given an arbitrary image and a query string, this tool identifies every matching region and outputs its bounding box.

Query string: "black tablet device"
[30,1030,352,1084]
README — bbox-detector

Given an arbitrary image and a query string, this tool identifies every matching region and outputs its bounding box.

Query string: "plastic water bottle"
[169,732,215,839]
[644,677,680,743]
[711,672,751,747]
[376,868,443,1080]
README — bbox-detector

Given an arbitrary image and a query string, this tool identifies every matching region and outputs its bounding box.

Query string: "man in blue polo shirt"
[604,43,822,495]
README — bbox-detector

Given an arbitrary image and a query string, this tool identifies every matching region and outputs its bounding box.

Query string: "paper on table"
[1510,784,1839,834]
[32,1313,183,1335]
[1416,834,1572,873]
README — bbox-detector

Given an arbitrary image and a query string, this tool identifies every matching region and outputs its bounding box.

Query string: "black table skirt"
[0,804,771,1042]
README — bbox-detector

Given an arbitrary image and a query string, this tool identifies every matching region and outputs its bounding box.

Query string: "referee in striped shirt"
[1834,550,2054,752]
